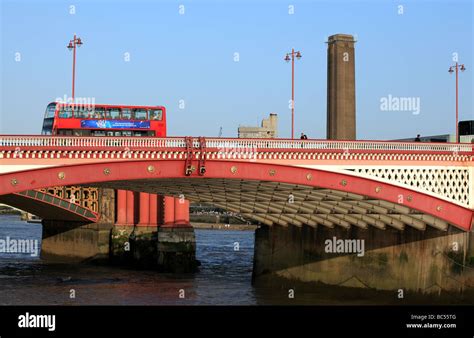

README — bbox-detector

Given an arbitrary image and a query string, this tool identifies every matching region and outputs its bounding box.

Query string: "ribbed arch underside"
[93,178,451,231]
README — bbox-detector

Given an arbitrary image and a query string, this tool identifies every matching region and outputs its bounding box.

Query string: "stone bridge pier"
[41,187,198,272]
[252,224,474,294]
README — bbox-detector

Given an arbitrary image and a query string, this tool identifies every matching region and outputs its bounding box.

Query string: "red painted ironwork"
[174,198,190,226]
[137,192,150,226]
[126,190,135,225]
[149,193,158,226]
[198,136,207,175]
[184,136,194,176]
[163,196,175,225]
[0,160,471,231]
[116,189,127,225]
[0,190,98,222]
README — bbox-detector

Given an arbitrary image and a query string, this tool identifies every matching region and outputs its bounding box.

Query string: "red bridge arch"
[0,160,472,231]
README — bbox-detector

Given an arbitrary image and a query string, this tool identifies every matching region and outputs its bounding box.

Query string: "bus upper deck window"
[122,109,131,119]
[45,103,56,118]
[133,109,147,120]
[58,106,73,118]
[93,108,105,119]
[109,108,120,119]
[75,107,88,118]
[150,109,163,120]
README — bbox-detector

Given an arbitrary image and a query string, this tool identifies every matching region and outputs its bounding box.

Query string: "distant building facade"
[394,120,474,143]
[396,134,474,143]
[238,113,278,138]
[394,134,455,143]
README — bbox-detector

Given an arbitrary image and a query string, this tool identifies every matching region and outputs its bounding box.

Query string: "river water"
[0,215,262,305]
[0,215,468,305]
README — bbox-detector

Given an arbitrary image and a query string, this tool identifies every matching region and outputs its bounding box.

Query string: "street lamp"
[284,49,302,139]
[67,34,83,103]
[448,62,466,143]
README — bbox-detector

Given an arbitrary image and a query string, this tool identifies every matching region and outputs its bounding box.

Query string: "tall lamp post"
[67,34,83,103]
[448,62,466,143]
[284,49,302,139]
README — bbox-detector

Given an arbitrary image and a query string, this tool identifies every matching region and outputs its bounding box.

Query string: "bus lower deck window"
[58,129,72,135]
[74,130,91,136]
[93,130,106,136]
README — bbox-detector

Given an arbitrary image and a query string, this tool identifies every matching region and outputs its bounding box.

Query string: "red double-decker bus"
[41,102,167,137]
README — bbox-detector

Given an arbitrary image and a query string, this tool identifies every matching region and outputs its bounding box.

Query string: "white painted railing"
[0,135,472,153]
[205,139,474,152]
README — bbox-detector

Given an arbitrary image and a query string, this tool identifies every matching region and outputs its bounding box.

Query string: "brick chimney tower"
[326,34,356,140]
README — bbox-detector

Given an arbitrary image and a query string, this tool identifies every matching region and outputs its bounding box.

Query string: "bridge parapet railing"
[0,135,472,154]
[205,138,474,153]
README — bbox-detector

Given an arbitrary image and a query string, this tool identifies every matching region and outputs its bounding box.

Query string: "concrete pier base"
[157,227,198,273]
[42,222,197,272]
[129,226,158,268]
[40,190,197,272]
[41,220,112,263]
[109,225,134,265]
[253,225,474,294]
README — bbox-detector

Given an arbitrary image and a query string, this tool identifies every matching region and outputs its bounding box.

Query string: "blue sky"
[1,0,472,139]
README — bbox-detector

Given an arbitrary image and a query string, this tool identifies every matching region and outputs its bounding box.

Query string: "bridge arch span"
[1,160,472,231]
[0,190,98,222]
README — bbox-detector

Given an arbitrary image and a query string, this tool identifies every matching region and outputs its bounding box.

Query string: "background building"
[238,113,278,138]
[394,120,474,143]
